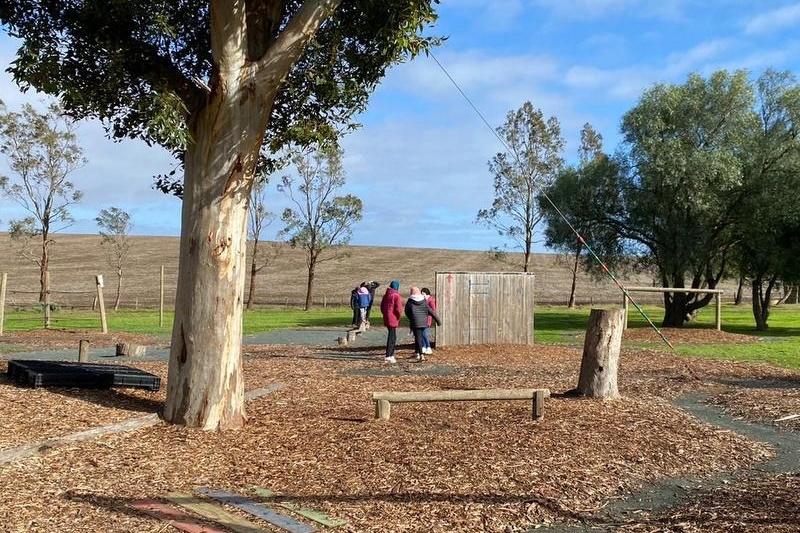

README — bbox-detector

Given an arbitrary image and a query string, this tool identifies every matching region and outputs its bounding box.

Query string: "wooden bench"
[372,388,550,420]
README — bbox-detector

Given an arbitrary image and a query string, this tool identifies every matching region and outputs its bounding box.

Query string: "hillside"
[0,233,739,309]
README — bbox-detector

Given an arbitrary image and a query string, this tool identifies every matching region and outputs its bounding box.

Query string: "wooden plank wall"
[435,272,535,346]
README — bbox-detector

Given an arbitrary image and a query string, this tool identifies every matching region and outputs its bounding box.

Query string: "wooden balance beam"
[372,388,550,421]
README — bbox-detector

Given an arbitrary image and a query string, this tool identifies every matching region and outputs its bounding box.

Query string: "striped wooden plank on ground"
[250,487,348,528]
[129,499,229,533]
[164,492,270,533]
[195,487,315,533]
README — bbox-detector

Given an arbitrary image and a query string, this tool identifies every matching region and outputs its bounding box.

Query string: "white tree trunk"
[162,0,343,430]
[577,308,623,399]
[163,70,270,430]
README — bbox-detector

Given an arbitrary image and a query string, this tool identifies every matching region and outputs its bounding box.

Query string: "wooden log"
[78,339,90,362]
[115,342,146,357]
[577,308,623,399]
[372,388,550,403]
[371,388,551,420]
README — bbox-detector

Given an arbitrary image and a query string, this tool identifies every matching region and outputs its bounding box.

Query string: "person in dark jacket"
[364,280,381,324]
[349,286,360,327]
[379,280,404,363]
[404,286,441,362]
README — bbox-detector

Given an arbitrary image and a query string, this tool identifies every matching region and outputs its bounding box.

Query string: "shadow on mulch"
[49,387,163,414]
[63,489,590,525]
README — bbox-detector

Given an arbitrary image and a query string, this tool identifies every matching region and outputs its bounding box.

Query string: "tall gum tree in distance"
[0,1,441,429]
[477,101,564,272]
[96,207,133,311]
[540,123,624,308]
[278,141,362,310]
[0,101,85,303]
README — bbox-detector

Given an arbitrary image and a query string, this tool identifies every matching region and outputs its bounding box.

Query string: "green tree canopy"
[613,70,755,326]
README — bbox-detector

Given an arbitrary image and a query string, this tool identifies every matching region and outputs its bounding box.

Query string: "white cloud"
[745,3,800,35]
[663,39,733,76]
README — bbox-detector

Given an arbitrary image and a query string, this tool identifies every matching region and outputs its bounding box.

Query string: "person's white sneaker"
[384,356,397,364]
[411,353,422,362]
[424,347,433,355]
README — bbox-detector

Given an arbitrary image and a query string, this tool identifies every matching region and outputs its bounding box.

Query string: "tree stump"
[116,343,146,357]
[577,308,623,399]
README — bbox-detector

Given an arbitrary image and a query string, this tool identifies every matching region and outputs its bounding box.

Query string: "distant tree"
[477,102,565,272]
[96,207,133,311]
[541,124,625,307]
[731,69,800,330]
[0,101,85,302]
[246,176,281,309]
[278,141,362,310]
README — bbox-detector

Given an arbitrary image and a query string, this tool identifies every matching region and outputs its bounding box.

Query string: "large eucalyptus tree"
[0,1,440,429]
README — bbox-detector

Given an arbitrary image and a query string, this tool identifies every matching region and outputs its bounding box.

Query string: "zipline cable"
[428,51,676,352]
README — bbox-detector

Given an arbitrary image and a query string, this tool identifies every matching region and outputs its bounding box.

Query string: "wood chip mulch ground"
[0,329,798,533]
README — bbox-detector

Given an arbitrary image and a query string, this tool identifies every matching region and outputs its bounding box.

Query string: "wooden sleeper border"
[372,388,550,420]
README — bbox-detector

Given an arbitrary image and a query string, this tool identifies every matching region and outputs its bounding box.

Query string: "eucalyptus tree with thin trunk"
[540,123,623,308]
[96,207,133,311]
[246,177,280,309]
[0,101,84,303]
[477,102,565,272]
[0,1,441,429]
[278,141,362,310]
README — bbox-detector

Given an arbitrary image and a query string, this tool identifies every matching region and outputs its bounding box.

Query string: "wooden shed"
[434,271,535,346]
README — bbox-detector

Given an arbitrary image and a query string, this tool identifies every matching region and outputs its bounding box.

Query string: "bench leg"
[375,399,391,420]
[532,390,544,420]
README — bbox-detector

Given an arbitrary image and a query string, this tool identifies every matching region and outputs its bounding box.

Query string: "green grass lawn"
[2,302,799,369]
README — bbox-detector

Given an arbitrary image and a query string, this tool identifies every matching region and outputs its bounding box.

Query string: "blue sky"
[1,0,800,251]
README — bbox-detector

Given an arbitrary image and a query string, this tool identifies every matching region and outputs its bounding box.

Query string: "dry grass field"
[0,233,741,309]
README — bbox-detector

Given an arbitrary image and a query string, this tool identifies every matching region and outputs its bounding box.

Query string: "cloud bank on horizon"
[0,0,798,251]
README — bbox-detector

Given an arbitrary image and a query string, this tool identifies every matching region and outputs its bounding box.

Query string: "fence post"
[622,292,629,330]
[44,271,51,329]
[715,292,721,331]
[96,275,108,333]
[0,273,6,336]
[159,265,165,328]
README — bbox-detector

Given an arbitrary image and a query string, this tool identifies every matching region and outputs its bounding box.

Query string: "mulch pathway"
[0,329,798,532]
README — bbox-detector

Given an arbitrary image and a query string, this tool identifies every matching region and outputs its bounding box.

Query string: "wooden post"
[375,399,391,420]
[159,265,165,328]
[532,389,545,420]
[78,340,90,362]
[43,270,51,329]
[715,292,721,331]
[0,273,6,336]
[622,293,629,330]
[96,275,108,334]
[577,308,623,399]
